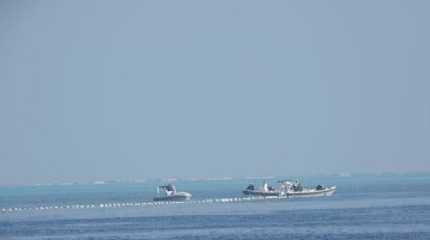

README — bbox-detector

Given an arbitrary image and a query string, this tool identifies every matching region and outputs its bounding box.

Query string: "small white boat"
[242,181,283,197]
[153,184,192,202]
[279,180,336,198]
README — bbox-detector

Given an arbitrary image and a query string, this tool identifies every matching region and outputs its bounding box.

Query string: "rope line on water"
[1,196,288,214]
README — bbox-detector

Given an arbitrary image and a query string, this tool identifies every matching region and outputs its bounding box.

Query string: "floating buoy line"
[1,196,288,214]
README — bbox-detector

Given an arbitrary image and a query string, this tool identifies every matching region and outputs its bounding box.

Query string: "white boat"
[153,184,192,201]
[278,180,336,198]
[242,181,284,197]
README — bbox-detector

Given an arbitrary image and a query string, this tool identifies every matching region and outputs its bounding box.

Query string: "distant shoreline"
[1,171,430,188]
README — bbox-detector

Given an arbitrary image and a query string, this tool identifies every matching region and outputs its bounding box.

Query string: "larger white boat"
[278,180,336,198]
[153,184,192,202]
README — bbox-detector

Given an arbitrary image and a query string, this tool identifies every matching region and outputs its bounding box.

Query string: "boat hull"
[153,195,191,202]
[286,186,336,198]
[242,190,282,197]
[153,191,192,202]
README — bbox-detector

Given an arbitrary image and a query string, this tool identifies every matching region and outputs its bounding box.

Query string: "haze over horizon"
[1,1,429,185]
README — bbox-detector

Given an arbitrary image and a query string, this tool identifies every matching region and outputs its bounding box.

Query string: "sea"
[1,174,430,240]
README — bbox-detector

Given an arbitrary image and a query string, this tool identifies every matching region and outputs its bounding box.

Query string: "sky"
[1,0,429,185]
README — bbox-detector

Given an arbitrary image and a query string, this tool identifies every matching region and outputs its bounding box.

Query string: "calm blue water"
[1,175,430,239]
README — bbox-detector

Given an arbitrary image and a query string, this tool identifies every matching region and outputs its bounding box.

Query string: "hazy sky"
[1,0,429,185]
